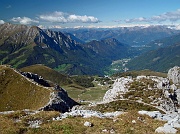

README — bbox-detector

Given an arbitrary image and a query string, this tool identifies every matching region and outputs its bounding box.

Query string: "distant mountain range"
[0,23,179,75]
[60,26,180,46]
[0,23,130,75]
[145,33,180,50]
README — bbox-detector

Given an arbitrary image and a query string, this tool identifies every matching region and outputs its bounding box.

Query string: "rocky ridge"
[0,23,77,51]
[0,65,78,112]
[20,71,79,113]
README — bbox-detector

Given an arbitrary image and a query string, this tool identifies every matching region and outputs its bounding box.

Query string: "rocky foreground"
[0,66,179,133]
[61,66,180,133]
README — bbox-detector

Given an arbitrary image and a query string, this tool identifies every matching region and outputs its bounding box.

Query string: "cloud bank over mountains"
[125,9,180,23]
[1,8,180,28]
[11,17,39,25]
[39,11,100,23]
[10,11,100,25]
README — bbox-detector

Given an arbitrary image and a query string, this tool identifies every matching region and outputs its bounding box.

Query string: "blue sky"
[0,0,180,28]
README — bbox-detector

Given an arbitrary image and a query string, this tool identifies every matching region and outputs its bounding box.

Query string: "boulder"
[155,125,177,134]
[168,66,180,85]
[84,121,93,127]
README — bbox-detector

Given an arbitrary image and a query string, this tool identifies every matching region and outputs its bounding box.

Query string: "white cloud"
[11,17,39,25]
[152,9,180,22]
[68,14,99,23]
[39,12,67,23]
[39,11,100,23]
[124,9,180,24]
[125,17,149,23]
[0,20,5,24]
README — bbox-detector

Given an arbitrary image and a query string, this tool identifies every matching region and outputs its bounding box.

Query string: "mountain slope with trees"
[127,43,180,72]
[0,23,131,75]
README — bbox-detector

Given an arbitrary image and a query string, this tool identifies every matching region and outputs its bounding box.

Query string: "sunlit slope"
[0,65,51,111]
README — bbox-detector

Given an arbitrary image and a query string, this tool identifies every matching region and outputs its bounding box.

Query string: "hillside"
[0,65,51,111]
[0,23,131,75]
[127,43,180,72]
[0,65,78,112]
[84,38,130,60]
[0,23,96,75]
[145,33,180,50]
[20,64,72,86]
[112,69,167,78]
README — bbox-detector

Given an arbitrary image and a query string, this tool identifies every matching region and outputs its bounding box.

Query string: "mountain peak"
[0,23,130,75]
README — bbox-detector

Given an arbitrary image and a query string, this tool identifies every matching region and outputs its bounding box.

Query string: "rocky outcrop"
[103,77,133,102]
[168,66,180,85]
[42,87,79,113]
[21,72,51,87]
[103,67,180,113]
[167,66,180,110]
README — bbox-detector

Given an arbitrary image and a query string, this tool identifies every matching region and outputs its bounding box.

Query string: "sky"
[0,0,180,28]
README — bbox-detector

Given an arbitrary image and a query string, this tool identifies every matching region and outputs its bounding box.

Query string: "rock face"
[168,66,180,84]
[168,66,180,107]
[42,88,79,113]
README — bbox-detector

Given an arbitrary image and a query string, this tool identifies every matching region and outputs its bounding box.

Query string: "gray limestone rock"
[84,121,93,127]
[168,66,180,85]
[103,77,133,102]
[155,125,177,134]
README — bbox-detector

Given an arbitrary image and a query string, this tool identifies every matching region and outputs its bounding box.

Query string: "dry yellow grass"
[0,65,52,111]
[0,110,167,134]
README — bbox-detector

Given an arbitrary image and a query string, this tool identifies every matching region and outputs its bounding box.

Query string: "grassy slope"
[0,110,167,134]
[113,69,167,78]
[0,65,52,111]
[63,84,108,102]
[20,65,109,102]
[20,64,72,86]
